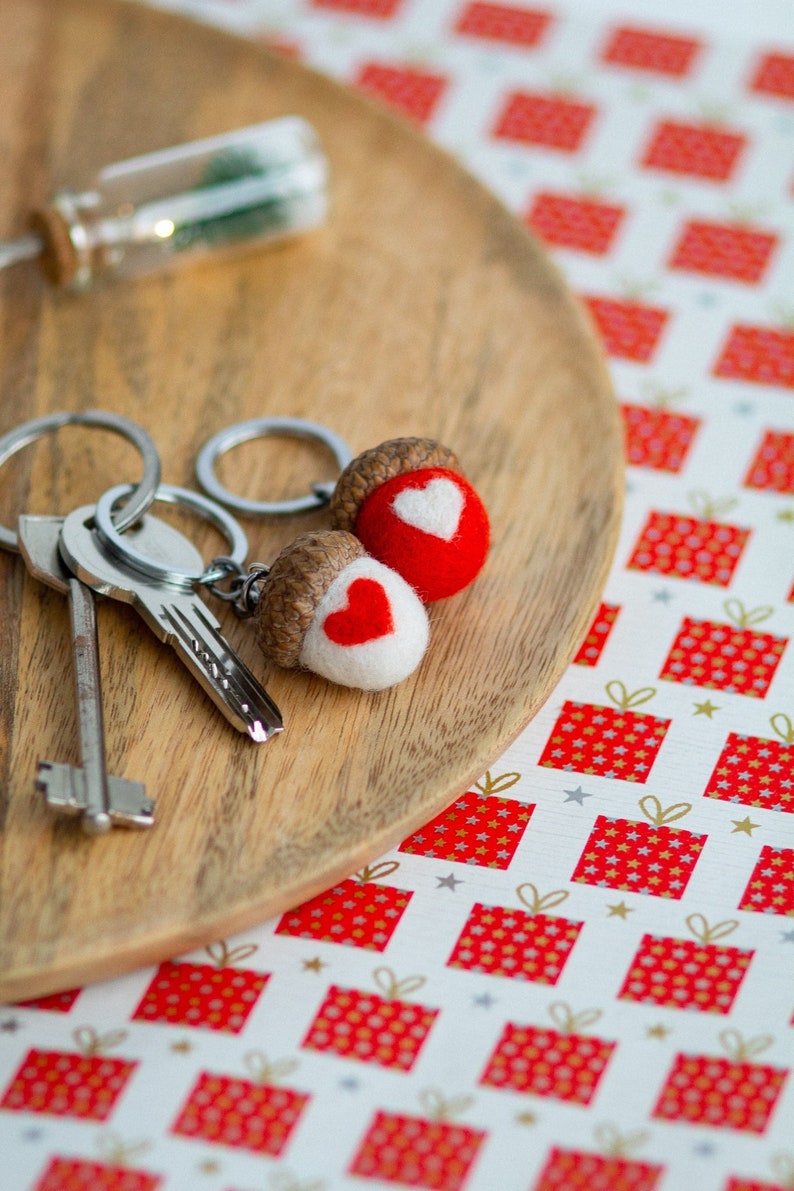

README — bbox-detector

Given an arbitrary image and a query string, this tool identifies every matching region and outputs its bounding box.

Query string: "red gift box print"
[446,884,583,984]
[538,682,671,783]
[641,118,746,182]
[33,1155,162,1191]
[493,90,596,152]
[573,603,620,666]
[170,1052,309,1156]
[454,2,552,49]
[704,714,794,813]
[618,915,753,1014]
[582,295,668,363]
[355,62,448,124]
[621,401,700,473]
[0,1027,137,1122]
[527,192,625,255]
[480,1002,616,1105]
[744,429,794,494]
[570,796,706,899]
[302,968,438,1072]
[713,323,794,388]
[131,941,268,1033]
[669,219,777,285]
[737,845,794,916]
[313,0,404,14]
[626,495,750,586]
[659,602,788,698]
[399,771,534,868]
[348,1090,487,1191]
[532,1124,664,1190]
[750,51,794,99]
[652,1030,789,1133]
[275,861,411,951]
[15,987,82,1013]
[601,25,700,77]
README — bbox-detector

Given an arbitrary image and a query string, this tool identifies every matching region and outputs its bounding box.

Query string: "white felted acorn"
[255,530,429,690]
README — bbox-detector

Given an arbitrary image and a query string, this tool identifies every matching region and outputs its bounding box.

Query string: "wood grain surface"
[0,0,623,1000]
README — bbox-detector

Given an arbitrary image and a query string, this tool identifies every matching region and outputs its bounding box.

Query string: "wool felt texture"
[353,466,490,603]
[299,555,430,690]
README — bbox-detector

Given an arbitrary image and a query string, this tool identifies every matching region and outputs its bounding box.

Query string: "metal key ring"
[93,482,249,587]
[196,416,354,516]
[0,409,161,553]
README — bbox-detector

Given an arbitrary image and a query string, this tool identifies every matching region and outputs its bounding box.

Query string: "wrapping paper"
[2,1,792,1188]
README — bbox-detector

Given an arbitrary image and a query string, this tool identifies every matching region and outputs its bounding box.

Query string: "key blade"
[158,600,283,741]
[18,515,71,594]
[36,762,155,828]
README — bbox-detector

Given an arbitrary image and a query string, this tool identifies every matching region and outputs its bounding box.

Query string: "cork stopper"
[256,529,367,668]
[28,206,79,287]
[329,437,459,533]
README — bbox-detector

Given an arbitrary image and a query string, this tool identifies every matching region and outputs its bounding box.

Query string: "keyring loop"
[93,482,249,587]
[0,409,161,553]
[195,416,353,516]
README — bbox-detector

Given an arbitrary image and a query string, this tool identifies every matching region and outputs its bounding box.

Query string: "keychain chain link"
[206,556,270,618]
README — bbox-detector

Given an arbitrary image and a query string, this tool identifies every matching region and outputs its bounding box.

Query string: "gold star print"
[693,700,720,717]
[302,957,327,973]
[646,1023,671,1039]
[777,508,794,523]
[516,1110,538,1125]
[198,1159,221,1175]
[170,1039,193,1054]
[731,816,760,835]
[607,901,633,919]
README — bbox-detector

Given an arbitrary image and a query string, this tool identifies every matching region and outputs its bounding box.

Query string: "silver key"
[59,505,283,743]
[17,515,154,832]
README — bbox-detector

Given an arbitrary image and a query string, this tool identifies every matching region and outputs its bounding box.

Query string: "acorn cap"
[329,437,459,533]
[29,206,79,287]
[256,529,366,668]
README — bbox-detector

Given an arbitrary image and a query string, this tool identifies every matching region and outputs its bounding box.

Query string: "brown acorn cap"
[329,437,459,533]
[29,206,79,287]
[256,529,366,668]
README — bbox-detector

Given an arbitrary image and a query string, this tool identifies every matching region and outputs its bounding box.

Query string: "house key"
[59,485,283,743]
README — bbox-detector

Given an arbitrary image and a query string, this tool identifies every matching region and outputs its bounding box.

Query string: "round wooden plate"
[0,0,623,1000]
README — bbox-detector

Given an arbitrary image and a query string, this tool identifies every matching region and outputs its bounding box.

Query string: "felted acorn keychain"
[328,436,490,603]
[248,529,430,690]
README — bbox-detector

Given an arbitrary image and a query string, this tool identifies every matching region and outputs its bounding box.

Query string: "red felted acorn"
[329,437,490,603]
[254,529,429,690]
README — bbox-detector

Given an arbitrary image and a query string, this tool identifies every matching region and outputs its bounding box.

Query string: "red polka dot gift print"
[703,713,794,813]
[659,601,788,698]
[626,495,750,586]
[531,1125,665,1191]
[131,941,268,1033]
[275,861,412,951]
[0,1028,137,1122]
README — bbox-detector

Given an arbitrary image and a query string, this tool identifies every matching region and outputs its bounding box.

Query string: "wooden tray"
[0,0,623,1000]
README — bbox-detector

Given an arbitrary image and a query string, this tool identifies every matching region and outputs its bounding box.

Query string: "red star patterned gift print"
[399,770,534,868]
[275,861,411,950]
[626,495,749,586]
[312,0,403,15]
[348,1091,487,1191]
[704,714,794,813]
[744,429,794,494]
[668,219,778,284]
[301,969,438,1071]
[527,191,625,255]
[492,90,596,151]
[617,915,753,1013]
[355,62,447,123]
[570,796,706,898]
[659,601,788,697]
[713,322,794,387]
[130,941,268,1033]
[621,400,700,473]
[582,294,669,362]
[600,25,701,76]
[538,682,671,782]
[15,987,82,1013]
[652,1030,789,1133]
[750,50,794,98]
[532,1125,665,1191]
[737,845,794,916]
[454,2,552,48]
[573,602,620,666]
[446,885,583,984]
[32,1155,162,1191]
[640,117,746,182]
[479,1002,616,1105]
[170,1052,309,1156]
[0,1028,136,1122]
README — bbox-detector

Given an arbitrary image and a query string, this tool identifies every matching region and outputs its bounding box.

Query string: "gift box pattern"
[455,2,552,48]
[0,1029,136,1122]
[130,943,268,1033]
[275,862,411,950]
[301,971,438,1071]
[479,1004,616,1104]
[493,91,597,152]
[640,119,746,181]
[750,49,794,96]
[582,295,669,362]
[446,885,583,984]
[573,602,620,666]
[399,772,533,868]
[626,504,749,586]
[600,25,700,75]
[537,683,671,782]
[617,916,753,1013]
[570,797,706,898]
[668,220,777,284]
[355,62,448,123]
[659,604,788,697]
[527,192,625,255]
[703,716,794,812]
[532,1140,664,1191]
[348,1096,487,1191]
[32,1156,162,1191]
[713,324,794,387]
[737,845,794,916]
[744,429,794,494]
[621,402,700,473]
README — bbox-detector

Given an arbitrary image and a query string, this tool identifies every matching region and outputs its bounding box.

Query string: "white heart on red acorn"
[391,476,465,542]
